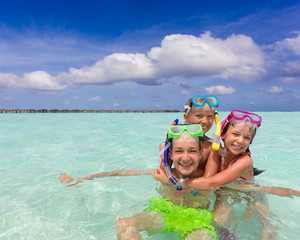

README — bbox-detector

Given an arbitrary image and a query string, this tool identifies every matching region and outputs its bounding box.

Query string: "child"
[157,95,221,180]
[179,110,296,239]
[61,124,218,240]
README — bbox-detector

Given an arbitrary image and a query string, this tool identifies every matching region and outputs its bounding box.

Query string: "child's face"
[184,105,214,134]
[170,133,201,177]
[222,123,253,155]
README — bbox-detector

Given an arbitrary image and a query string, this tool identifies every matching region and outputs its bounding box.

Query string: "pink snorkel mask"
[221,110,262,131]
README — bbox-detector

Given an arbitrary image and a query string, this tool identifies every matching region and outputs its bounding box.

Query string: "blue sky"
[1,0,300,111]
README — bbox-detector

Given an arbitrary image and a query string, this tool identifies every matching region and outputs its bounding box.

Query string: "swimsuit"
[144,197,217,239]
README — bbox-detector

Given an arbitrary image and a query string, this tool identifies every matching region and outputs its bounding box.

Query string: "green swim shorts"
[144,197,217,239]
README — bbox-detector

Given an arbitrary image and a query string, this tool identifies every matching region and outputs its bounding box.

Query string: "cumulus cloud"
[180,89,191,95]
[280,77,300,84]
[0,32,269,90]
[59,53,156,85]
[0,71,67,90]
[276,34,300,56]
[124,92,138,99]
[87,96,102,102]
[149,32,267,82]
[204,85,236,95]
[281,61,300,76]
[260,86,284,94]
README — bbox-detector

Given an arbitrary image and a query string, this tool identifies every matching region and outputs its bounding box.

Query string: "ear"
[183,113,189,122]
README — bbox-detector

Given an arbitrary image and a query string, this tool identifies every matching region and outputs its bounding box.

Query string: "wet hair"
[253,168,265,176]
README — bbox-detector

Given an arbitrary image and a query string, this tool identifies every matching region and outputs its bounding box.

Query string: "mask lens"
[169,126,184,137]
[187,125,202,134]
[231,110,262,125]
[168,125,203,138]
[192,96,219,107]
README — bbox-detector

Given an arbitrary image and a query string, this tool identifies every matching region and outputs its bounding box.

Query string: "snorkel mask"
[221,110,262,131]
[184,95,221,150]
[164,123,203,190]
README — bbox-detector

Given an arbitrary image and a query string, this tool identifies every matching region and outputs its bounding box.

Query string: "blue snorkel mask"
[163,121,204,191]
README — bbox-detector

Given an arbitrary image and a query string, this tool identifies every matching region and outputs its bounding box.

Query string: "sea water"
[0,112,299,240]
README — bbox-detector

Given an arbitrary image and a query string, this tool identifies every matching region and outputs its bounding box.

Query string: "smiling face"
[184,104,214,134]
[222,123,253,156]
[170,132,202,177]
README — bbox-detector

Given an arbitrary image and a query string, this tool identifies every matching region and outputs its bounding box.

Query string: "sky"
[1,0,300,111]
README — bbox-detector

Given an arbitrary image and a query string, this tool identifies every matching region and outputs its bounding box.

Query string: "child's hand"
[59,173,76,183]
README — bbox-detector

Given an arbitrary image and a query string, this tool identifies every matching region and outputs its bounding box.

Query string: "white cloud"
[180,89,191,95]
[276,34,300,56]
[280,77,300,84]
[281,61,300,76]
[124,92,137,99]
[87,96,102,102]
[112,101,121,107]
[73,96,80,100]
[204,85,236,95]
[22,71,67,90]
[148,32,267,82]
[0,32,269,89]
[265,86,284,94]
[61,53,155,85]
[0,71,67,90]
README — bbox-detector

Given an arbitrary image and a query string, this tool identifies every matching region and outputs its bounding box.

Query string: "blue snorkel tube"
[163,119,185,191]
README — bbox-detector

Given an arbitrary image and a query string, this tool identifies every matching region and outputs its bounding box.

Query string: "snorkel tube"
[163,119,184,191]
[211,111,221,150]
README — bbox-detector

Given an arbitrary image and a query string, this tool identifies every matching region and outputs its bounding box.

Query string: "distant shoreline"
[0,109,182,113]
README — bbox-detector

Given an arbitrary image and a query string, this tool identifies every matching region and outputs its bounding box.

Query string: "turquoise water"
[0,112,299,239]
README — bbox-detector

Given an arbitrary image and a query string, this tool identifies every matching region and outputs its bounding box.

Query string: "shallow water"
[0,112,299,239]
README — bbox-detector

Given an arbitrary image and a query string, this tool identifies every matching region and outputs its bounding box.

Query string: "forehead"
[229,123,253,134]
[190,105,214,115]
[172,132,200,147]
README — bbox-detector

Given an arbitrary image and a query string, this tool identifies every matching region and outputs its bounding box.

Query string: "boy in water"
[116,124,217,240]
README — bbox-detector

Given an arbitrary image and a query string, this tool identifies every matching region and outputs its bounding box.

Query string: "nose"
[201,116,209,124]
[181,151,190,161]
[235,135,244,144]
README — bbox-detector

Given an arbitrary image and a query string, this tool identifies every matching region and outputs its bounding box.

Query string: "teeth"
[180,163,192,167]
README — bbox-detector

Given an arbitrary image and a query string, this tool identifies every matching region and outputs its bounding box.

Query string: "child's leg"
[254,201,278,240]
[244,192,278,240]
[185,230,214,240]
[213,190,233,226]
[116,211,165,240]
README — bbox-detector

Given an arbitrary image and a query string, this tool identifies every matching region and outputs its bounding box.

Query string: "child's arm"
[224,183,300,198]
[59,169,155,187]
[202,149,220,177]
[186,154,253,189]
